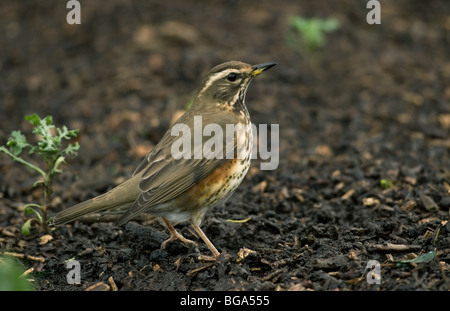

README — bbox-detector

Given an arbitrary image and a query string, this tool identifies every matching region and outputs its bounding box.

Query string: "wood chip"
[292,188,304,202]
[186,263,214,278]
[1,228,18,237]
[366,243,422,252]
[226,216,252,223]
[404,176,417,185]
[20,267,34,278]
[438,113,450,130]
[278,186,290,200]
[17,240,28,248]
[363,197,380,206]
[401,200,417,211]
[341,189,355,200]
[108,277,118,291]
[153,264,161,271]
[386,254,394,262]
[334,182,345,191]
[261,269,282,282]
[444,182,450,192]
[236,247,257,263]
[315,144,333,157]
[418,217,440,224]
[39,234,53,245]
[293,236,300,249]
[287,283,308,291]
[420,194,438,211]
[84,282,110,291]
[252,180,267,193]
[348,250,360,261]
[132,144,153,158]
[2,252,45,262]
[174,257,182,271]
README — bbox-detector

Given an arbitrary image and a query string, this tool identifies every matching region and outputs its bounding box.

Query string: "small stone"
[438,197,450,209]
[150,248,168,260]
[420,194,438,212]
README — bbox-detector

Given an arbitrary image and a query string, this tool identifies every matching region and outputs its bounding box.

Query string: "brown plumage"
[52,61,276,260]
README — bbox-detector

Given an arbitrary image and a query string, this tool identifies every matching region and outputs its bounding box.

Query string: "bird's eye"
[226,72,237,82]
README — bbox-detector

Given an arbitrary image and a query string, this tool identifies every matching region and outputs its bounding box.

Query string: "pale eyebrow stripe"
[200,68,237,93]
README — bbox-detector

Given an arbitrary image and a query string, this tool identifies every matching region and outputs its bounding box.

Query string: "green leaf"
[24,206,35,214]
[33,180,44,188]
[38,139,58,154]
[51,156,66,174]
[24,204,43,213]
[25,113,41,126]
[6,131,31,156]
[21,219,33,236]
[23,204,43,223]
[63,142,80,157]
[43,115,53,126]
[288,16,340,52]
[396,250,436,267]
[322,19,340,32]
[0,256,35,290]
[67,129,79,138]
[380,178,394,189]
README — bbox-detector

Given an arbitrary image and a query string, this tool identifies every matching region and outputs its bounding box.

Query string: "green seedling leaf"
[43,115,53,126]
[67,128,79,138]
[25,113,41,126]
[24,204,42,213]
[57,126,77,140]
[288,16,340,52]
[26,114,58,154]
[322,18,340,32]
[51,156,66,174]
[33,180,44,188]
[63,142,80,157]
[380,178,394,189]
[0,256,35,290]
[21,219,33,236]
[6,131,31,156]
[396,250,436,267]
[23,204,43,223]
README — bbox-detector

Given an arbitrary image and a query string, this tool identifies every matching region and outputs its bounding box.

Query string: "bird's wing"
[116,111,238,224]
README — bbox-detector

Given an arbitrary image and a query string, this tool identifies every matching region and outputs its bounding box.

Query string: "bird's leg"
[191,224,220,261]
[161,217,197,249]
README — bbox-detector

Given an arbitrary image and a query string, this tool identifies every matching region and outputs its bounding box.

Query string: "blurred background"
[1,1,449,173]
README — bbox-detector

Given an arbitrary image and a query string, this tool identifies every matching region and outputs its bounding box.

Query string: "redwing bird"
[52,61,276,260]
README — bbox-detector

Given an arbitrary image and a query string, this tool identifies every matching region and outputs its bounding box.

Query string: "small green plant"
[0,114,79,235]
[380,178,394,190]
[287,16,340,54]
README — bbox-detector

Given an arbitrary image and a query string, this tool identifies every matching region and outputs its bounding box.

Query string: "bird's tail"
[51,175,140,226]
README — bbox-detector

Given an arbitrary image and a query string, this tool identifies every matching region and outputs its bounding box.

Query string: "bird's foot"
[198,250,231,262]
[161,230,197,249]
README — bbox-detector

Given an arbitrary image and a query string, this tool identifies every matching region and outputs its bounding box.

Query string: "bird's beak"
[251,62,277,76]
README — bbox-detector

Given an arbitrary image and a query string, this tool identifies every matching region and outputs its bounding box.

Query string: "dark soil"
[1,0,449,292]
